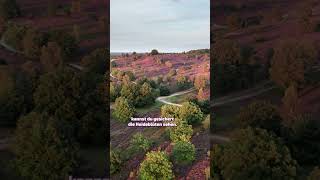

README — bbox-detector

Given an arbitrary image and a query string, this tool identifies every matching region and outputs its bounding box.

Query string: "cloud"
[111,0,209,52]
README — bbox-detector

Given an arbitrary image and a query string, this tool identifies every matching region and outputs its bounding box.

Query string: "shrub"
[169,120,193,143]
[172,141,195,165]
[130,133,152,152]
[161,105,180,119]
[159,85,170,96]
[138,151,174,180]
[179,102,204,125]
[110,148,122,174]
[236,101,282,135]
[113,97,135,123]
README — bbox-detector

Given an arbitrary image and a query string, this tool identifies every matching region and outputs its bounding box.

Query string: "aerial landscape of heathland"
[211,0,320,179]
[0,0,108,179]
[110,49,210,179]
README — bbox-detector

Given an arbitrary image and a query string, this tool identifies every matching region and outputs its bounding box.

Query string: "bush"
[113,97,135,123]
[110,148,122,174]
[161,104,180,119]
[130,133,152,152]
[177,75,191,90]
[159,85,170,96]
[172,141,195,165]
[270,39,317,89]
[236,101,282,135]
[138,151,174,180]
[169,120,193,143]
[179,102,204,125]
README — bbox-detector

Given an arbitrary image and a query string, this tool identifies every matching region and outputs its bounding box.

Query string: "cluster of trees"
[212,39,268,95]
[0,46,107,179]
[0,65,37,126]
[111,76,160,122]
[2,23,78,60]
[212,98,320,179]
[269,39,317,90]
[134,102,204,178]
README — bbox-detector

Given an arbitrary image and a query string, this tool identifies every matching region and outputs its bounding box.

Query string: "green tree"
[169,120,193,143]
[113,97,135,123]
[172,141,195,165]
[282,84,299,124]
[40,42,63,72]
[197,88,206,101]
[46,30,79,59]
[161,104,180,119]
[110,148,122,175]
[194,75,207,90]
[81,48,107,74]
[212,39,242,64]
[0,68,35,126]
[110,82,120,102]
[138,151,174,180]
[151,49,159,55]
[270,39,317,89]
[236,101,282,135]
[177,75,190,90]
[212,128,297,180]
[130,133,152,152]
[120,82,139,105]
[179,102,204,125]
[282,114,320,165]
[12,112,79,180]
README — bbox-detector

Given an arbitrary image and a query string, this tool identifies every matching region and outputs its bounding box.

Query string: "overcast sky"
[111,0,209,53]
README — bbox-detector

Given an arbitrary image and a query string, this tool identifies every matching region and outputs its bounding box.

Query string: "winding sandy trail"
[156,88,196,107]
[212,81,276,107]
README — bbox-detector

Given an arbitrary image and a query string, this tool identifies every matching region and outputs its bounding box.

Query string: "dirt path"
[0,37,21,54]
[68,63,84,71]
[212,81,275,107]
[156,88,196,107]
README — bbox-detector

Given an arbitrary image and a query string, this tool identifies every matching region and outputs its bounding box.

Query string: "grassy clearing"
[166,91,196,104]
[136,101,163,114]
